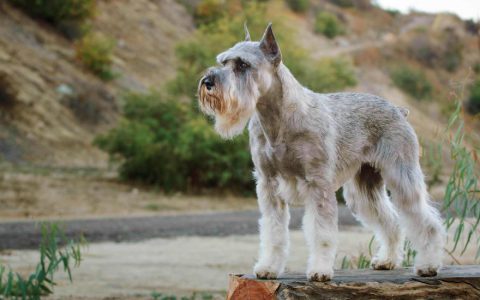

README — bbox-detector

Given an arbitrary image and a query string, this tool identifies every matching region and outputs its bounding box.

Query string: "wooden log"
[227,265,480,299]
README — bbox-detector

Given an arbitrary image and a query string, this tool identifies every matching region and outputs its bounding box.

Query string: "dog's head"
[198,23,282,139]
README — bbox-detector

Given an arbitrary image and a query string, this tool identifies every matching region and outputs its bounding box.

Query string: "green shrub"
[329,0,372,9]
[0,223,83,299]
[384,8,400,17]
[329,0,354,8]
[95,92,254,194]
[194,0,225,25]
[441,28,463,72]
[290,57,356,92]
[390,66,432,100]
[314,11,345,39]
[473,62,480,74]
[76,32,115,80]
[8,0,95,25]
[285,0,309,13]
[467,77,480,114]
[444,101,480,259]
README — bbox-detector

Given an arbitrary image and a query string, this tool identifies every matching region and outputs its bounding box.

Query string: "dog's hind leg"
[383,159,445,276]
[343,164,403,270]
[254,177,290,279]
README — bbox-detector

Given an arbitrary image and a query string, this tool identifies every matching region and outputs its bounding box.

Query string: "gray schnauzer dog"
[198,23,445,281]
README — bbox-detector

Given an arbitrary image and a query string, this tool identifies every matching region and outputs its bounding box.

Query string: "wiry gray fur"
[198,23,445,281]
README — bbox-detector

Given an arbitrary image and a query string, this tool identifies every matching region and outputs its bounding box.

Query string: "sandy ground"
[1,228,372,299]
[1,224,477,300]
[0,167,257,220]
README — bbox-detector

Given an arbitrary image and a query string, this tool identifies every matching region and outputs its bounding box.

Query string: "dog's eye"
[237,61,249,71]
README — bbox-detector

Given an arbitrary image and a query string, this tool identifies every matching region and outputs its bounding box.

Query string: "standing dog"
[198,23,445,281]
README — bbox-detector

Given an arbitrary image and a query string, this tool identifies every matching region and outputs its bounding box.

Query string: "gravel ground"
[0,206,359,250]
[1,228,373,299]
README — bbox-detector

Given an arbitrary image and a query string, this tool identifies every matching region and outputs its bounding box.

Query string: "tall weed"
[0,223,84,299]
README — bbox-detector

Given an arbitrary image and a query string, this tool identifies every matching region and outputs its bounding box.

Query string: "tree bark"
[227,265,480,299]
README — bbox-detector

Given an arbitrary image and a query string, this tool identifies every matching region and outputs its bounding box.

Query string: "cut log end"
[227,265,480,299]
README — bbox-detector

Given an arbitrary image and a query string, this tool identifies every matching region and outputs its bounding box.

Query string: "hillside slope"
[0,0,193,167]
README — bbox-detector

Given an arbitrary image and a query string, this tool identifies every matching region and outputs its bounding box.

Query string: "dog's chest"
[262,141,305,177]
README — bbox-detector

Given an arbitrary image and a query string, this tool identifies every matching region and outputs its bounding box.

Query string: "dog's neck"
[254,63,308,147]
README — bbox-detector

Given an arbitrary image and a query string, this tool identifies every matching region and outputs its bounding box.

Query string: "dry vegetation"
[0,163,257,219]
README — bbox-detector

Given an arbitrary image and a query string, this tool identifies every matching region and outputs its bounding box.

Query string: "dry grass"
[0,165,257,220]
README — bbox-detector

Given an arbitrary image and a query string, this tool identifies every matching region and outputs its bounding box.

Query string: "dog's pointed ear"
[244,22,251,41]
[260,23,281,66]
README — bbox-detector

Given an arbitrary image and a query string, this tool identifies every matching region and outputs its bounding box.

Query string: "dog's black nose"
[202,76,214,90]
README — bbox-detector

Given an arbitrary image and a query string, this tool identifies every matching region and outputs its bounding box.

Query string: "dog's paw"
[307,269,333,282]
[371,258,397,270]
[255,270,278,279]
[254,264,279,279]
[415,265,440,277]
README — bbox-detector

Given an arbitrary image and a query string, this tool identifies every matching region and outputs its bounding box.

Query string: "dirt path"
[1,229,373,299]
[0,207,359,250]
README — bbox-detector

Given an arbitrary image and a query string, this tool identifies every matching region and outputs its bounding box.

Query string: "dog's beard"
[199,81,257,139]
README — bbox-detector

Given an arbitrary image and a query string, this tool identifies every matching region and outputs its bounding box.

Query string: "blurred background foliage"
[390,65,432,100]
[76,32,115,80]
[8,0,95,25]
[97,0,357,194]
[315,11,345,39]
[95,92,254,194]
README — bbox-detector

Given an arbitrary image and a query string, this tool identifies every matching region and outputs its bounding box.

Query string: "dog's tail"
[397,106,410,118]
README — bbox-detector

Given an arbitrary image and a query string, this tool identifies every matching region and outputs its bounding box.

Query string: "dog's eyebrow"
[217,52,259,67]
[218,57,249,67]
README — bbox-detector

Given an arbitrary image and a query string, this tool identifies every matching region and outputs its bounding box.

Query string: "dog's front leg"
[302,185,338,281]
[254,179,290,279]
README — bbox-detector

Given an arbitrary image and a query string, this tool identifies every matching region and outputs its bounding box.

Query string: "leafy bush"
[467,77,480,114]
[390,66,432,100]
[384,8,400,17]
[76,32,115,80]
[194,0,225,25]
[440,28,463,72]
[8,0,95,25]
[443,102,480,259]
[291,57,356,92]
[473,62,480,74]
[0,223,83,299]
[329,0,354,8]
[95,92,254,194]
[315,11,345,39]
[329,0,372,9]
[285,0,309,12]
